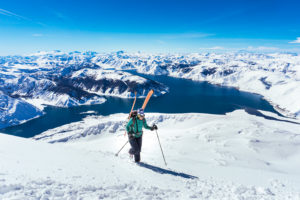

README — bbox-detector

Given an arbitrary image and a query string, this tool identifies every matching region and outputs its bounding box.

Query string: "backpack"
[129,110,138,119]
[128,110,145,134]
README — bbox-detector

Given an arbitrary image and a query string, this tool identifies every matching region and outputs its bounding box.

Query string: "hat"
[137,108,145,116]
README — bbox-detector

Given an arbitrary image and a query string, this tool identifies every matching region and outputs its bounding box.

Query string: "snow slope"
[0,91,43,129]
[1,110,299,199]
[70,68,167,98]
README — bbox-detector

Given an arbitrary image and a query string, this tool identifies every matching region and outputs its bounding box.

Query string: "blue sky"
[0,0,299,55]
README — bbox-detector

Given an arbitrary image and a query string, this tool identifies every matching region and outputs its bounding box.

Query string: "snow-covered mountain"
[0,91,43,129]
[92,51,300,119]
[0,51,168,128]
[1,50,300,128]
[0,51,168,105]
[1,110,300,199]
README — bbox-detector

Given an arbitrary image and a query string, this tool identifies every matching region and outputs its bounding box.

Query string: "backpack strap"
[135,118,138,133]
[129,117,145,137]
[131,117,136,128]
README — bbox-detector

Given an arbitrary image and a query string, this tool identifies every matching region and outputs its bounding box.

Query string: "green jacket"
[126,117,151,138]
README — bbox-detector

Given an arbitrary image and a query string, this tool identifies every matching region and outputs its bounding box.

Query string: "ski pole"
[155,130,167,166]
[115,140,129,156]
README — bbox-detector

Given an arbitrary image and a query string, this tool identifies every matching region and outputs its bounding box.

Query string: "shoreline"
[1,75,297,132]
[143,72,298,120]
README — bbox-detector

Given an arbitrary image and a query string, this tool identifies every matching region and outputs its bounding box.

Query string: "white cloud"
[199,46,225,50]
[155,40,166,44]
[0,8,46,26]
[209,46,224,50]
[0,8,29,20]
[53,11,69,21]
[32,34,43,37]
[162,33,214,39]
[289,37,300,44]
[247,46,279,51]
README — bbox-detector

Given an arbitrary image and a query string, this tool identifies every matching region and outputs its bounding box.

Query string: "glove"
[151,124,158,131]
[128,132,134,139]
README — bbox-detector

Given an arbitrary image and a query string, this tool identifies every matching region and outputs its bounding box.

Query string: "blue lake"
[1,72,281,138]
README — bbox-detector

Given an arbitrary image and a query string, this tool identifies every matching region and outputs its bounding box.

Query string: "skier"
[126,108,157,163]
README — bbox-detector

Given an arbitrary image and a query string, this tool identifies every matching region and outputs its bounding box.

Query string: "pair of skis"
[116,89,154,156]
[131,89,154,114]
[123,89,154,135]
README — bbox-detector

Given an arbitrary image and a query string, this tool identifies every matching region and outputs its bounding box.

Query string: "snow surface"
[1,110,299,199]
[70,68,167,98]
[0,91,43,129]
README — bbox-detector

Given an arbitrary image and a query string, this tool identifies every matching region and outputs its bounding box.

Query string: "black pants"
[129,136,142,162]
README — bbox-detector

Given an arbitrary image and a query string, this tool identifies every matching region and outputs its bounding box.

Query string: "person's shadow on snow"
[137,162,198,179]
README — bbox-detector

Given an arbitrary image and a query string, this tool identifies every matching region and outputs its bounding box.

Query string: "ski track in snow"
[1,110,300,199]
[1,173,295,200]
[0,145,298,200]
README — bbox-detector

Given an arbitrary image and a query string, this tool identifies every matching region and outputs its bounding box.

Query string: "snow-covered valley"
[1,110,300,199]
[1,50,300,129]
